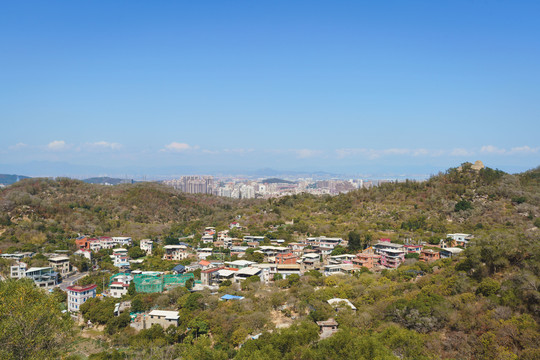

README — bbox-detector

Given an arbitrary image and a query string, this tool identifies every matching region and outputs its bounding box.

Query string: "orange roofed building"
[275,253,298,265]
[419,249,440,262]
[352,247,381,269]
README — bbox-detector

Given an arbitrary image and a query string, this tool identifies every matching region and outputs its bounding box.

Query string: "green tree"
[128,246,145,259]
[348,231,361,251]
[454,199,473,212]
[0,279,72,360]
[128,281,137,296]
[287,274,300,286]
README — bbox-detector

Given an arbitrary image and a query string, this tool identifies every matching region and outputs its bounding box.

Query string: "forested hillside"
[1,164,540,359]
[0,178,257,251]
[1,163,538,253]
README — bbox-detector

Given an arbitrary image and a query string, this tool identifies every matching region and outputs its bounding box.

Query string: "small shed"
[172,264,186,274]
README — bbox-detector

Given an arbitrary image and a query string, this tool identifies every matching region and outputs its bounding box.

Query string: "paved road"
[59,272,88,291]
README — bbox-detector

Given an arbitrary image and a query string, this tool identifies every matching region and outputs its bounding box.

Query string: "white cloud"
[295,149,323,159]
[163,142,198,152]
[47,140,68,151]
[202,149,220,155]
[335,148,444,159]
[89,141,122,150]
[9,143,28,150]
[480,145,506,154]
[450,148,474,156]
[508,146,539,155]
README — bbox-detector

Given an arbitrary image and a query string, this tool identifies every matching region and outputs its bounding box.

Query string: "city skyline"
[1,1,539,176]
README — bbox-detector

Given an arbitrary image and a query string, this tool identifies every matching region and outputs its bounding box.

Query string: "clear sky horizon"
[1,1,539,177]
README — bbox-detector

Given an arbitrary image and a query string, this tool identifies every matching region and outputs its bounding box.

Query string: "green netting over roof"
[130,273,195,293]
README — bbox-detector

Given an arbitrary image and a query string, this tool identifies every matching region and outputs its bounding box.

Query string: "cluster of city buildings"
[163,175,379,198]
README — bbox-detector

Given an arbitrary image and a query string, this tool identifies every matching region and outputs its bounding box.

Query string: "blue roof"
[172,264,185,272]
[221,294,244,301]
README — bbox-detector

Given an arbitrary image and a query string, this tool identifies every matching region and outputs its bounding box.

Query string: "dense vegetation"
[0,163,539,359]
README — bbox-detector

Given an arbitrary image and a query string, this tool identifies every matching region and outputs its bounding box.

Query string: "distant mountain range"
[0,174,135,186]
[261,178,296,184]
[0,174,30,185]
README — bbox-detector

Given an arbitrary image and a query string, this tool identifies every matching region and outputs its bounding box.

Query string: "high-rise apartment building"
[164,176,214,194]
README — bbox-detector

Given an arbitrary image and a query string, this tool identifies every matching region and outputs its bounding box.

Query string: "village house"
[111,248,130,268]
[403,244,423,253]
[1,252,34,260]
[352,247,381,269]
[288,242,308,256]
[307,236,343,256]
[234,266,263,282]
[373,241,406,269]
[201,267,223,286]
[75,236,89,250]
[379,248,405,269]
[48,256,71,275]
[109,274,133,298]
[259,246,290,258]
[317,318,339,339]
[112,237,132,247]
[25,267,59,288]
[163,245,190,261]
[67,284,97,312]
[301,253,321,269]
[217,268,237,283]
[447,233,474,248]
[204,227,216,236]
[270,263,303,278]
[243,235,265,243]
[440,247,464,258]
[230,246,249,257]
[419,249,441,262]
[225,260,255,269]
[74,249,92,260]
[275,252,299,265]
[270,239,286,246]
[328,254,356,264]
[196,247,213,260]
[201,234,214,244]
[131,310,180,331]
[10,262,27,279]
[140,239,153,255]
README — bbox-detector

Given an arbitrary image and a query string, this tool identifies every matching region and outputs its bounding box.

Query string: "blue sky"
[1,1,539,178]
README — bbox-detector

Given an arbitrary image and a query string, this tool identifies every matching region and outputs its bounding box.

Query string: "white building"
[74,249,92,260]
[10,262,27,279]
[111,248,130,267]
[112,237,133,247]
[447,233,473,248]
[109,274,132,298]
[48,256,71,275]
[67,284,97,312]
[140,239,153,255]
[163,245,190,261]
[201,235,214,244]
